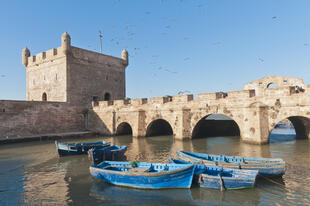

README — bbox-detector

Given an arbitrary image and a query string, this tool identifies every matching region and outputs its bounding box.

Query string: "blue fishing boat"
[90,161,195,189]
[55,140,110,156]
[169,158,258,190]
[177,151,285,176]
[89,145,127,165]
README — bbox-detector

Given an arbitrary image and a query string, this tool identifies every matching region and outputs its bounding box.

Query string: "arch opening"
[192,114,240,138]
[146,119,173,137]
[269,116,310,142]
[104,93,111,101]
[42,93,47,101]
[267,83,277,88]
[116,122,132,136]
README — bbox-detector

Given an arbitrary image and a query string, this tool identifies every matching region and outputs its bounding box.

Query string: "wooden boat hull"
[198,173,256,189]
[89,145,127,165]
[90,161,195,189]
[55,141,110,156]
[169,158,257,190]
[177,151,285,176]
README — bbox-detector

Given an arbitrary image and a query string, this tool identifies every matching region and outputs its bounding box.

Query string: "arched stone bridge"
[89,76,310,144]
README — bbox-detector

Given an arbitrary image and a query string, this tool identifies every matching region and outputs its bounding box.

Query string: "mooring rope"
[258,174,286,188]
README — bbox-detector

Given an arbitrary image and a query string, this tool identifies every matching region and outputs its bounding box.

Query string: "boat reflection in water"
[89,182,194,206]
[191,186,261,205]
[1,128,309,205]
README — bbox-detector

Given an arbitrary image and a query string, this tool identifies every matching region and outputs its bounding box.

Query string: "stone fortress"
[1,33,310,144]
[22,32,128,105]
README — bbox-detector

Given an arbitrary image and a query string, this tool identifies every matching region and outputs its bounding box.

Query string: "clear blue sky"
[0,0,309,100]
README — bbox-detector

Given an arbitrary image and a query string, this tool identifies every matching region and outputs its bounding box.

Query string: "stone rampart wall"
[0,100,85,138]
[90,84,310,144]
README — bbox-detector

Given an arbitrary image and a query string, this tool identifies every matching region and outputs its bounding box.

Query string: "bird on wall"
[178,90,191,95]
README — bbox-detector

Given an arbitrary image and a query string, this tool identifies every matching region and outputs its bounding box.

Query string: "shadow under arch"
[145,119,173,137]
[116,122,133,136]
[269,116,310,142]
[192,114,240,138]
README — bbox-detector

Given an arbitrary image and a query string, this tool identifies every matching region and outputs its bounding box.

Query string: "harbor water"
[0,128,309,205]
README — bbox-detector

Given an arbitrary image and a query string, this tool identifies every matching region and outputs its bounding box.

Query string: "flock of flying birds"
[1,1,309,96]
[95,1,309,74]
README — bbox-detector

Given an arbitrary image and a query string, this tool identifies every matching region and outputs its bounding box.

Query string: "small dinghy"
[55,140,110,156]
[89,145,127,165]
[177,151,285,176]
[90,161,195,189]
[169,158,258,190]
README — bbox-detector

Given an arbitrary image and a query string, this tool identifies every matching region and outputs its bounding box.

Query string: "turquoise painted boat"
[55,140,110,156]
[90,161,195,189]
[89,145,127,165]
[169,158,258,190]
[177,151,285,176]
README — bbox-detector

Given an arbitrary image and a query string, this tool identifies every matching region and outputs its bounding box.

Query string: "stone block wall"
[89,76,310,144]
[26,47,67,102]
[23,33,128,107]
[0,101,85,138]
[67,46,127,106]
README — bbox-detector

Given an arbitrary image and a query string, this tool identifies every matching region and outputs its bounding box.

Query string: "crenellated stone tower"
[22,32,129,106]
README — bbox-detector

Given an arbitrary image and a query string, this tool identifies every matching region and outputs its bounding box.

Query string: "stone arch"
[267,83,277,88]
[116,122,133,136]
[269,115,310,141]
[145,119,173,137]
[104,92,111,101]
[42,92,47,101]
[191,113,241,139]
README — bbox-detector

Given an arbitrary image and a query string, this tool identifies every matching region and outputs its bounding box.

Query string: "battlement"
[114,99,130,106]
[23,32,129,106]
[150,96,172,104]
[227,90,255,99]
[131,98,148,105]
[197,92,228,100]
[70,46,126,69]
[172,95,193,102]
[92,80,309,110]
[23,32,128,68]
[26,47,63,67]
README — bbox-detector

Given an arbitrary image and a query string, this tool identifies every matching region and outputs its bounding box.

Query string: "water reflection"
[191,187,261,206]
[0,130,309,205]
[0,159,26,206]
[90,183,194,206]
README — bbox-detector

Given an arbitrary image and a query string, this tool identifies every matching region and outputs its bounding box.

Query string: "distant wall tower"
[22,32,129,106]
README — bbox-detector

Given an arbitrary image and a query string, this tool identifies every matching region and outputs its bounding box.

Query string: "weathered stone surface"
[3,33,310,144]
[89,76,310,144]
[0,100,85,138]
[23,32,128,106]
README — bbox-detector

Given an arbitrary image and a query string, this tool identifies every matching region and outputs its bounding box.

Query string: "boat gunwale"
[201,172,257,181]
[178,150,284,163]
[178,151,285,168]
[90,163,195,177]
[95,145,127,152]
[55,140,109,146]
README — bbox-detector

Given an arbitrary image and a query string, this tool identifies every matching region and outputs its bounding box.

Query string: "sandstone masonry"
[1,33,309,144]
[89,76,310,144]
[23,32,128,106]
